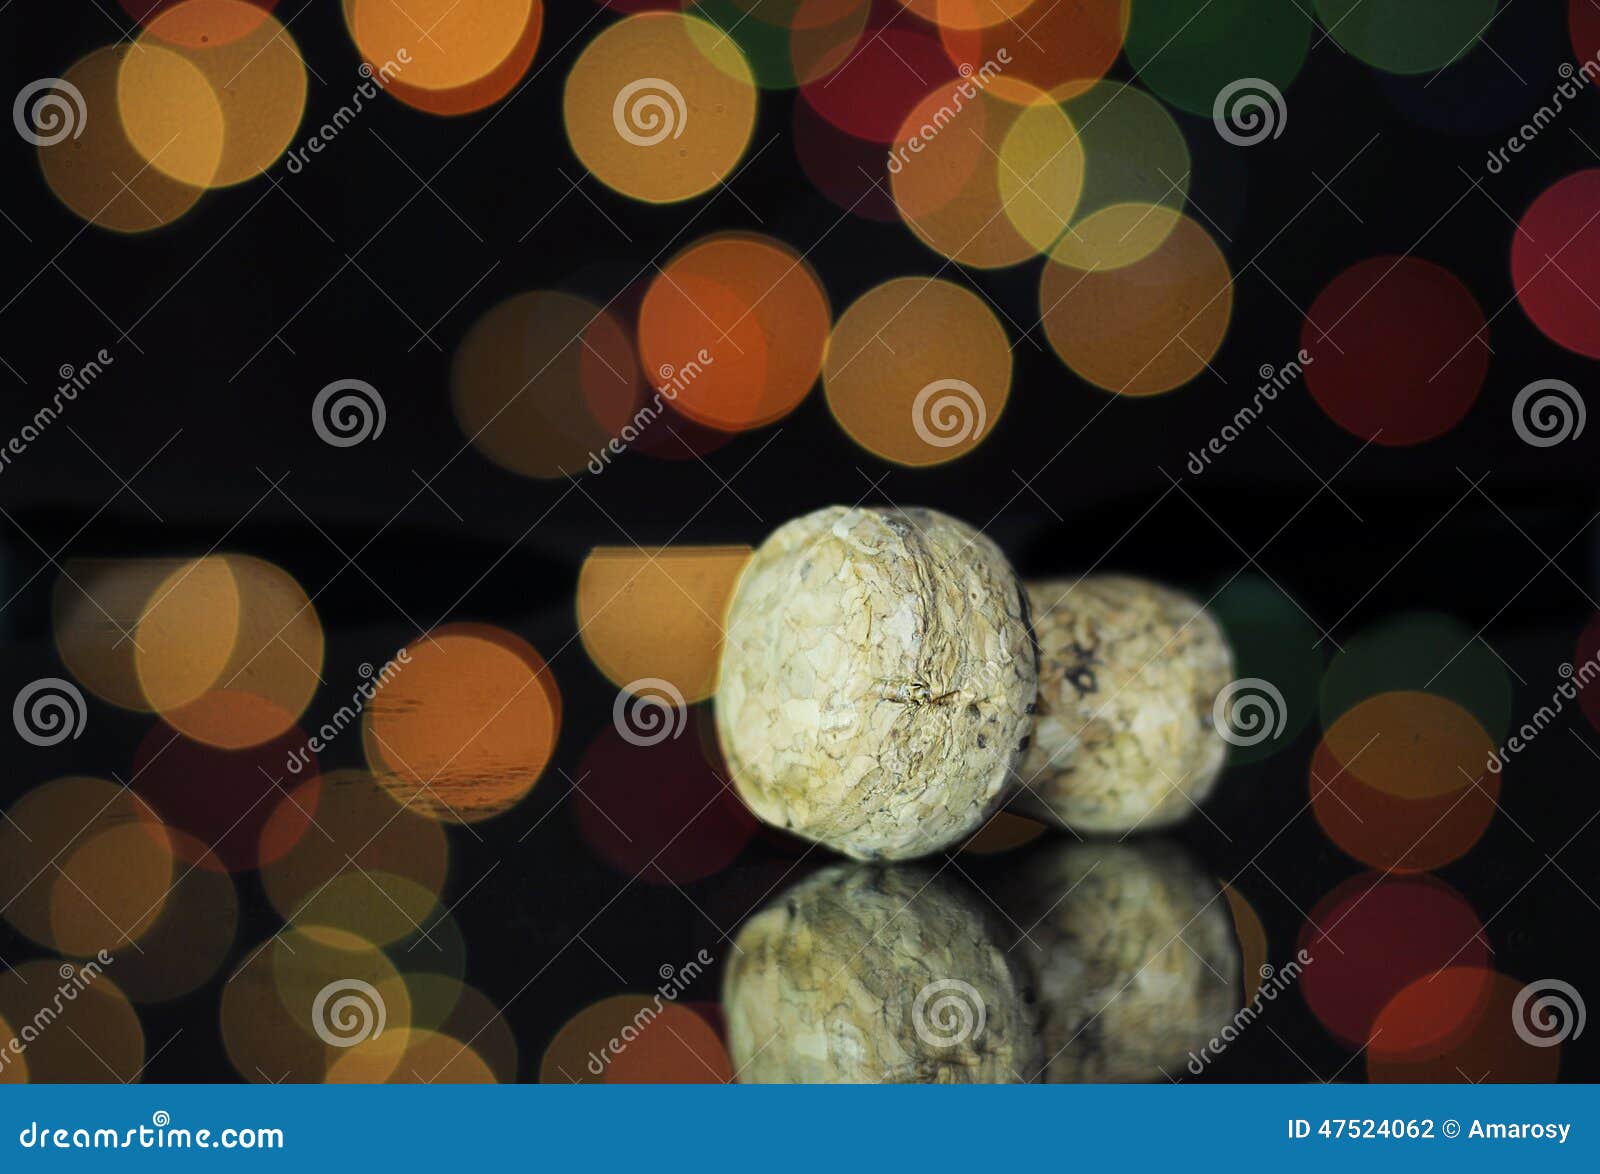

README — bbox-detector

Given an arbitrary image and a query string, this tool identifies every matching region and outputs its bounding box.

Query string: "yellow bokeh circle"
[824,276,1012,465]
[563,13,758,204]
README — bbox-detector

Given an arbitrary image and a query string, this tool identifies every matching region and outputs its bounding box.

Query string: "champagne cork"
[1000,841,1240,1082]
[722,865,1039,1083]
[716,505,1036,860]
[1013,575,1233,833]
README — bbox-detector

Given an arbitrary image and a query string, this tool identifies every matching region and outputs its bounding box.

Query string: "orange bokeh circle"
[638,234,830,431]
[1312,692,1499,872]
[1368,969,1563,1083]
[364,623,561,823]
[1040,207,1234,395]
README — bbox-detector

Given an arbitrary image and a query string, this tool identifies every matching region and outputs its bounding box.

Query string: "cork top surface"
[716,505,1037,860]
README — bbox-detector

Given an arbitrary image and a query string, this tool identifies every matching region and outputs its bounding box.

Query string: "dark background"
[1,0,1597,1081]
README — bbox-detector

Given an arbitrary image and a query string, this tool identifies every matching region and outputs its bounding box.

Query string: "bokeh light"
[1575,0,1600,60]
[129,556,240,717]
[260,770,451,946]
[1322,691,1495,802]
[1314,0,1495,75]
[98,829,240,1002]
[39,48,211,232]
[691,0,870,90]
[347,0,544,115]
[364,623,561,823]
[55,558,189,711]
[1209,575,1325,763]
[1222,883,1269,1004]
[575,717,758,884]
[388,907,470,997]
[51,822,175,959]
[577,545,751,703]
[799,24,957,143]
[1048,202,1190,276]
[1512,169,1600,359]
[564,12,757,203]
[994,100,1089,254]
[1060,81,1192,253]
[824,276,1012,464]
[541,994,731,1082]
[1576,611,1600,733]
[0,776,169,956]
[637,234,830,430]
[136,0,308,186]
[582,322,741,465]
[1312,692,1499,872]
[1041,206,1234,395]
[1376,5,1568,138]
[134,555,324,750]
[940,0,1127,103]
[222,926,412,1083]
[1125,0,1310,116]
[120,0,278,31]
[894,0,1032,30]
[1368,969,1563,1083]
[114,40,226,190]
[1302,256,1490,444]
[346,0,534,90]
[406,976,519,1082]
[133,719,319,873]
[62,557,303,742]
[792,96,898,221]
[890,81,1075,268]
[326,1029,498,1083]
[0,961,145,1082]
[452,290,634,479]
[1320,612,1512,742]
[0,1011,24,1084]
[1299,872,1488,1050]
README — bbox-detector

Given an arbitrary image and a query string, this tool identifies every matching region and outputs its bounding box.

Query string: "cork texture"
[716,506,1037,860]
[723,865,1040,1083]
[1000,842,1240,1082]
[1014,575,1233,833]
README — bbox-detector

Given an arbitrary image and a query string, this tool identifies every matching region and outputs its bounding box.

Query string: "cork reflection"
[721,840,1244,1082]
